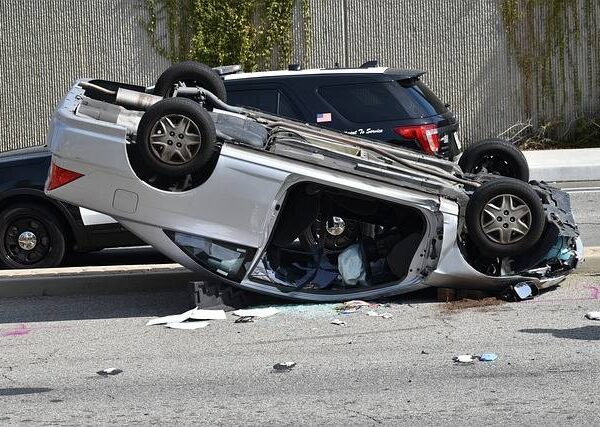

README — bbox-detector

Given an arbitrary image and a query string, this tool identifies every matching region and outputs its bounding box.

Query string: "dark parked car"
[222,64,529,181]
[0,146,141,268]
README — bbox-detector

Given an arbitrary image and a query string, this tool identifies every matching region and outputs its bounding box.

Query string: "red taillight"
[393,124,440,155]
[47,163,84,191]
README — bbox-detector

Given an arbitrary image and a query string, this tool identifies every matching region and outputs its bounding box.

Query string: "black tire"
[466,178,545,258]
[134,97,217,178]
[0,203,67,268]
[154,61,227,102]
[459,139,529,181]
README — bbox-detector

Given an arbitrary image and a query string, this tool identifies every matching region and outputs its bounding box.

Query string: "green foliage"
[499,0,595,117]
[142,0,311,71]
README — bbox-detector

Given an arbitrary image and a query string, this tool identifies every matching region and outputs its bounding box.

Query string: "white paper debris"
[232,307,280,318]
[365,310,392,318]
[189,309,226,321]
[585,311,600,320]
[146,309,196,326]
[453,354,475,363]
[331,319,347,326]
[165,321,210,330]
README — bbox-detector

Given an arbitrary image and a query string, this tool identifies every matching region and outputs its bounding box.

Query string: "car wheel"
[459,139,529,181]
[153,61,227,102]
[134,97,217,178]
[0,203,67,268]
[466,178,545,258]
[300,216,359,252]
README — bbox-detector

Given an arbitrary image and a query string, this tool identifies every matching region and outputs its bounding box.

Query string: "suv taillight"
[393,124,440,155]
[47,162,84,191]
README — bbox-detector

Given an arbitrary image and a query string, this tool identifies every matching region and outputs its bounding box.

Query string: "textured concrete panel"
[0,0,170,151]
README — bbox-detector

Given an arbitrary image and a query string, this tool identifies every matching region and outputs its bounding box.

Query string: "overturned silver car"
[45,63,582,301]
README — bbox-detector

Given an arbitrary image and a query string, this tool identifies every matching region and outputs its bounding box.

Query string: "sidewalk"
[525,147,600,182]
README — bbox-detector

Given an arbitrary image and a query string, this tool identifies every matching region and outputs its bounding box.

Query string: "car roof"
[223,67,425,81]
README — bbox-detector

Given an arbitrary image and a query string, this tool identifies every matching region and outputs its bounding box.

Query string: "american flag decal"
[316,112,332,123]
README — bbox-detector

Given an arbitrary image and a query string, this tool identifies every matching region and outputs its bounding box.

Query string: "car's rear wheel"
[134,97,217,179]
[466,178,545,258]
[0,203,66,268]
[459,139,529,181]
[154,61,227,102]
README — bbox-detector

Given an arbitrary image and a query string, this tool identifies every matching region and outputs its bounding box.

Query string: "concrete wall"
[0,0,169,151]
[0,0,597,151]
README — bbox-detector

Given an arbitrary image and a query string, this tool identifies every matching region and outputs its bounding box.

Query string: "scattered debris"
[165,321,209,330]
[453,353,499,363]
[365,310,392,318]
[453,354,475,363]
[146,309,196,326]
[234,316,255,323]
[330,319,347,326]
[478,353,498,362]
[146,308,226,328]
[97,368,123,376]
[585,311,600,320]
[232,307,280,318]
[189,309,227,320]
[337,300,373,314]
[273,361,296,371]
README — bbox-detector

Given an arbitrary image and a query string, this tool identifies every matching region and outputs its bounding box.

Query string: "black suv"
[222,65,529,180]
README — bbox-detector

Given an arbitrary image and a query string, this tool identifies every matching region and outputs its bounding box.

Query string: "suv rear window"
[318,80,447,123]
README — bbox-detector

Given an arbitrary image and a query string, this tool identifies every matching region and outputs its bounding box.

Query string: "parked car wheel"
[154,61,227,102]
[466,178,545,258]
[0,203,67,268]
[300,216,359,252]
[459,139,529,181]
[134,97,217,178]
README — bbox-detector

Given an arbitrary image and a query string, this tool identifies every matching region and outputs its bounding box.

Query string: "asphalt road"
[1,274,599,424]
[561,182,600,246]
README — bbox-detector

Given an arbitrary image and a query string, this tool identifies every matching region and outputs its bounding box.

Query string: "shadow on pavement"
[0,388,52,396]
[0,290,192,324]
[520,326,600,340]
[0,284,441,324]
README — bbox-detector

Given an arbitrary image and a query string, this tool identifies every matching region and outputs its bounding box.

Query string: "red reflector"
[393,124,440,155]
[47,163,84,191]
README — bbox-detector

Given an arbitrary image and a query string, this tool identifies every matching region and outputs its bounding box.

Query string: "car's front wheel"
[0,203,67,269]
[459,139,529,181]
[466,178,545,258]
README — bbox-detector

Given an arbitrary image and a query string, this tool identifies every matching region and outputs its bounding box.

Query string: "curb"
[524,148,600,182]
[0,263,203,298]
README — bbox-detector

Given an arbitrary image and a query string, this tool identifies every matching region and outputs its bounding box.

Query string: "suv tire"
[0,203,67,268]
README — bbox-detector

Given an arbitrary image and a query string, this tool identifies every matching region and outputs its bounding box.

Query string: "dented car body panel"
[45,81,582,302]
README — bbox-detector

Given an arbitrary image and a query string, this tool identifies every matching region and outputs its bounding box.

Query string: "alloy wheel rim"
[149,114,202,165]
[480,194,531,244]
